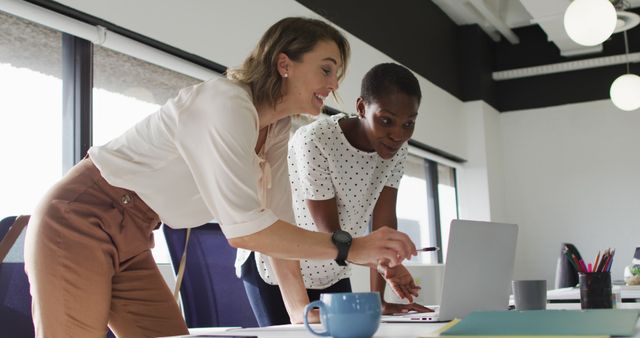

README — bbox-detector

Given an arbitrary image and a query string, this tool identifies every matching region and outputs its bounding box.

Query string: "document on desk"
[162,325,312,338]
[425,335,608,338]
[189,336,258,338]
[164,335,257,338]
[439,309,639,336]
[418,319,608,338]
[226,324,315,332]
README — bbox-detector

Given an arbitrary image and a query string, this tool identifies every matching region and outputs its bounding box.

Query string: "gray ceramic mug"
[512,279,547,310]
[303,292,381,338]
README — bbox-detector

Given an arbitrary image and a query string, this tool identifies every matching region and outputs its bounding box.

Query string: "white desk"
[168,322,449,338]
[548,285,640,302]
[166,303,640,338]
[229,322,450,338]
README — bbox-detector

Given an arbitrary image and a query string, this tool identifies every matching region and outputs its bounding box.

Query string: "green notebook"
[441,309,640,336]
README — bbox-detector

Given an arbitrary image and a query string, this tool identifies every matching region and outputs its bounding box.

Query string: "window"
[397,154,433,264]
[92,44,201,262]
[437,163,459,261]
[92,44,201,145]
[0,11,63,217]
[397,153,459,264]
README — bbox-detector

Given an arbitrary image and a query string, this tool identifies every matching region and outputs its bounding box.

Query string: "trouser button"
[121,194,132,205]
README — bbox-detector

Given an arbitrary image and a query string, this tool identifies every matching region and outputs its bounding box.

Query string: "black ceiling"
[296,0,640,112]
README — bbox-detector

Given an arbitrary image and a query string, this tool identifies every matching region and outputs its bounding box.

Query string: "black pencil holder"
[579,272,612,309]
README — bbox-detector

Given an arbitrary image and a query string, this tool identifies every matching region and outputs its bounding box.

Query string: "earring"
[283,73,288,78]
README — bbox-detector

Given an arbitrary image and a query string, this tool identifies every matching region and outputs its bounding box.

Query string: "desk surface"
[548,285,640,301]
[169,322,449,338]
[167,303,640,338]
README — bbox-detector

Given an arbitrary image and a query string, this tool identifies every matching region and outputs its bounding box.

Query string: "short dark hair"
[360,63,421,104]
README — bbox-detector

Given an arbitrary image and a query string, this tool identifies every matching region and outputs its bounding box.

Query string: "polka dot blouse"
[256,114,408,289]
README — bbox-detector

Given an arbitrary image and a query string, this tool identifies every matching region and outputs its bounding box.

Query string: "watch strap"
[332,230,351,266]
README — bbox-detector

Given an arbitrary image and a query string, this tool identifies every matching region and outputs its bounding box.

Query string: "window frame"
[424,157,460,263]
[61,33,93,172]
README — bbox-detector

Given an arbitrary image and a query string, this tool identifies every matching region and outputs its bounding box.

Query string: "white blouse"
[255,114,407,288]
[89,77,295,245]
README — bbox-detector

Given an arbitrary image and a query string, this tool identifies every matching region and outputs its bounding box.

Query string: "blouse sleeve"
[386,144,408,189]
[173,82,278,238]
[289,127,335,201]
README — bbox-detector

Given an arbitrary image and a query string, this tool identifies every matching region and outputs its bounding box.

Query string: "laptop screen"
[382,219,518,323]
[437,219,518,320]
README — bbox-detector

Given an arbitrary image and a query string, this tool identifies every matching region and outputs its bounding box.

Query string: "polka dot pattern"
[256,114,408,288]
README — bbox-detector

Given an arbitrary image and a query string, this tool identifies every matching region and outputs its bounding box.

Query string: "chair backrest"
[163,223,258,328]
[0,216,116,338]
[0,216,35,337]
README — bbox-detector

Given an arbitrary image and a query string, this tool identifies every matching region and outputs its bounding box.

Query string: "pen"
[602,254,611,273]
[606,249,615,272]
[597,249,610,272]
[578,259,587,273]
[417,246,439,252]
[563,250,581,272]
[571,254,583,273]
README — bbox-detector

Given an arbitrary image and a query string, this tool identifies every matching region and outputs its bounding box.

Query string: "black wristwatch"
[331,229,352,266]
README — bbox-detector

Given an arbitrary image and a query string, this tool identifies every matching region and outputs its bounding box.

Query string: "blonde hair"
[227,17,350,108]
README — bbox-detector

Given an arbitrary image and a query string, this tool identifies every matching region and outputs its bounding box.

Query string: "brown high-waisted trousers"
[24,158,189,338]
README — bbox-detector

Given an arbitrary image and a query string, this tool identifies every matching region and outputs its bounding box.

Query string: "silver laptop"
[382,219,518,322]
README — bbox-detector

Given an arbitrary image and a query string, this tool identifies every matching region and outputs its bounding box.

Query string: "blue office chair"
[1,216,116,338]
[163,223,258,328]
[0,216,34,337]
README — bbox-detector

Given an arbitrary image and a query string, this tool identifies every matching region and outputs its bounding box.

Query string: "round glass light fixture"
[564,0,617,46]
[610,74,640,111]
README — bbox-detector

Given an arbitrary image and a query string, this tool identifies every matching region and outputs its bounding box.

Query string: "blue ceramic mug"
[303,292,381,338]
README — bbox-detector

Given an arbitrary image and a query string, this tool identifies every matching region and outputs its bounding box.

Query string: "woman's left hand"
[381,301,434,315]
[378,263,421,302]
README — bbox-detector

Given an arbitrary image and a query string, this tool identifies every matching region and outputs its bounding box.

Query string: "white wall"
[501,99,640,284]
[457,101,506,222]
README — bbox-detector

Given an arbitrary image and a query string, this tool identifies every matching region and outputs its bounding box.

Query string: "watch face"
[334,231,351,243]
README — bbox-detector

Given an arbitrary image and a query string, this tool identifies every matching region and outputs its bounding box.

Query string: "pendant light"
[564,0,617,46]
[610,30,640,111]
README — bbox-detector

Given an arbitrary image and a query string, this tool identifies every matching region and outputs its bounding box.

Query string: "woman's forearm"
[269,257,312,323]
[228,220,336,260]
[228,219,417,268]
